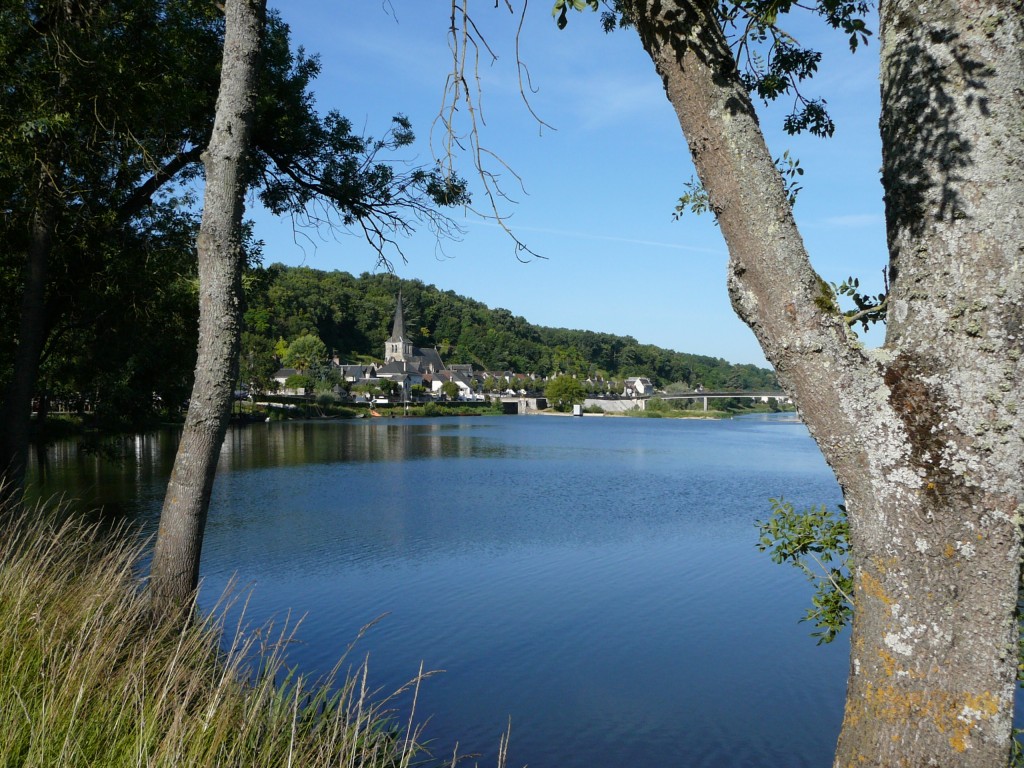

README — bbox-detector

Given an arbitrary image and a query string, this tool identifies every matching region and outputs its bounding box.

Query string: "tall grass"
[0,496,494,768]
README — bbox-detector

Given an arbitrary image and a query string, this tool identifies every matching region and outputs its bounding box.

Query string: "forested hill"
[243,264,778,390]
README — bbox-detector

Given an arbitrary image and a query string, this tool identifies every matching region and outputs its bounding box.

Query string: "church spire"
[389,291,406,342]
[385,292,413,363]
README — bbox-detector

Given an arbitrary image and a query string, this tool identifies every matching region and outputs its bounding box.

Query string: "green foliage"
[2,3,472,434]
[282,333,328,372]
[756,498,852,644]
[645,396,671,412]
[441,380,460,400]
[552,0,599,29]
[672,177,712,220]
[545,375,586,411]
[0,0,221,423]
[284,373,312,390]
[315,390,340,406]
[832,274,888,331]
[239,332,278,395]
[775,150,804,206]
[309,360,344,395]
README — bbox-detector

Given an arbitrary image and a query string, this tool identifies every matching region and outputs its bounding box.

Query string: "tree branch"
[116,145,203,221]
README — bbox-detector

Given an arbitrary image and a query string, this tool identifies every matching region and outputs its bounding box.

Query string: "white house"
[623,377,655,397]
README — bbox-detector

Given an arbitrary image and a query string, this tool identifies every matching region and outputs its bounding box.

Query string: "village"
[270,294,656,405]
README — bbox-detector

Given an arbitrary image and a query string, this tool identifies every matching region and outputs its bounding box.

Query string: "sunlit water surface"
[30,414,850,767]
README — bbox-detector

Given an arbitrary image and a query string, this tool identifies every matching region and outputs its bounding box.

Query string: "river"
[28,413,849,767]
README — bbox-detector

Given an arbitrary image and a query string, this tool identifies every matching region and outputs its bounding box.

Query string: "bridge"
[500,390,791,414]
[655,390,791,411]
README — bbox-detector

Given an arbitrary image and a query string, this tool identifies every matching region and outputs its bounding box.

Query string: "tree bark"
[148,0,266,622]
[632,0,1023,764]
[0,162,57,502]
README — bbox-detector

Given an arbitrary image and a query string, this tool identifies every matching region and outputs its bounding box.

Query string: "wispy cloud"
[569,76,668,130]
[468,220,724,254]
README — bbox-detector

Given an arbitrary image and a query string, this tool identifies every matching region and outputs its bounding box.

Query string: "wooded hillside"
[244,263,778,390]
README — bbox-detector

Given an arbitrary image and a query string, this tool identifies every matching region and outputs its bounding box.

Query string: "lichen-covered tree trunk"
[148,0,266,622]
[632,0,1024,764]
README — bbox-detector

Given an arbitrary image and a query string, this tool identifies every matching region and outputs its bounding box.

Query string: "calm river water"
[28,414,850,767]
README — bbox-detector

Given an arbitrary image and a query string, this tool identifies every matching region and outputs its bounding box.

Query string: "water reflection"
[26,430,180,522]
[218,420,528,469]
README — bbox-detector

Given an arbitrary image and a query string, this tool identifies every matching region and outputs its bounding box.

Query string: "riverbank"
[0,496,489,768]
[527,401,789,419]
[524,408,729,418]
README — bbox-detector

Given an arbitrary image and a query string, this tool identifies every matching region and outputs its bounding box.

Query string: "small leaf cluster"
[552,0,600,30]
[672,151,800,222]
[756,498,852,644]
[782,99,833,137]
[739,44,834,136]
[818,0,873,51]
[832,275,888,331]
[774,149,804,206]
[671,177,712,221]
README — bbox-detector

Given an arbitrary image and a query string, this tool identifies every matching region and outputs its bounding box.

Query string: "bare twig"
[434,0,546,261]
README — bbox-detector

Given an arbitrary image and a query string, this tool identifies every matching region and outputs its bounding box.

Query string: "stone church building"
[378,292,446,377]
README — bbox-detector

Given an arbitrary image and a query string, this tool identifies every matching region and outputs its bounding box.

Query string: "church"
[328,293,474,401]
[377,292,446,376]
[375,293,477,401]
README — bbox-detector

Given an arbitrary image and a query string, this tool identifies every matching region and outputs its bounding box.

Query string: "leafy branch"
[557,0,873,138]
[671,177,712,220]
[775,149,804,205]
[832,270,888,331]
[756,497,853,644]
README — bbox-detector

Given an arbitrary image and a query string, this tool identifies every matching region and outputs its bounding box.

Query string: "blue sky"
[250,2,888,367]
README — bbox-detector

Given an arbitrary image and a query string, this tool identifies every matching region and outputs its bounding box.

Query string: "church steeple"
[390,291,406,342]
[385,292,413,362]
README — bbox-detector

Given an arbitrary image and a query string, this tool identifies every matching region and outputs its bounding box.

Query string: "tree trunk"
[632,0,1023,764]
[0,163,57,503]
[148,0,266,622]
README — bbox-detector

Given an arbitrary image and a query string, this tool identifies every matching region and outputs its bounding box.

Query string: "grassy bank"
[0,498,492,768]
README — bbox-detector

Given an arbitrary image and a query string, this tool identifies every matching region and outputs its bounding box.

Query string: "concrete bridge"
[656,390,791,411]
[500,391,790,413]
[579,390,791,413]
